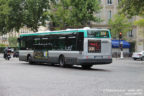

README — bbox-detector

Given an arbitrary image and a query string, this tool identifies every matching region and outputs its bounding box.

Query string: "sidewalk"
[113,57,132,60]
[0,53,3,58]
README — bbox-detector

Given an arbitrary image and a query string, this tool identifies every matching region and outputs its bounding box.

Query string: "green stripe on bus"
[20,30,86,37]
[20,29,111,38]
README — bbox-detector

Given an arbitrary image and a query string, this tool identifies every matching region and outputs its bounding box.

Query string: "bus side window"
[77,32,84,51]
[20,40,26,50]
[58,37,65,50]
[65,35,76,51]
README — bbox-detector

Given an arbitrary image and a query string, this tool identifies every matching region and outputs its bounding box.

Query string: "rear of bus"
[77,29,112,65]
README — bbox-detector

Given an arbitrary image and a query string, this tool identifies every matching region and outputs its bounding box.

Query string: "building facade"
[92,0,144,51]
[0,26,49,45]
[0,0,143,51]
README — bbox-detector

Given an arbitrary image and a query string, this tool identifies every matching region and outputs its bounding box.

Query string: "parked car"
[10,48,14,53]
[132,51,144,61]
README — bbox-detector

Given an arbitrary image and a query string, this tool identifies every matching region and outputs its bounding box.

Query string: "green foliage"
[6,0,25,32]
[8,36,18,47]
[0,0,11,34]
[0,43,7,47]
[24,0,50,32]
[134,19,144,27]
[0,0,101,33]
[119,0,144,17]
[134,19,144,39]
[108,14,132,39]
[0,0,53,34]
[49,0,101,30]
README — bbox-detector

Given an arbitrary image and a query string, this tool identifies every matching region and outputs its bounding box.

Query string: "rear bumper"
[77,58,112,65]
[132,57,141,59]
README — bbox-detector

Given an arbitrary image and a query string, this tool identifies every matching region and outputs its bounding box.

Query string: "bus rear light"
[108,56,111,59]
[86,56,88,59]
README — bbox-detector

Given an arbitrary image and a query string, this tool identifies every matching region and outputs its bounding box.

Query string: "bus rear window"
[87,30,109,38]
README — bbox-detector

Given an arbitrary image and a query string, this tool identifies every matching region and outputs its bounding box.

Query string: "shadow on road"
[21,62,111,72]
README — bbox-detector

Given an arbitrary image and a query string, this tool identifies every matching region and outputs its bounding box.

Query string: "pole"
[119,32,123,59]
[120,40,123,59]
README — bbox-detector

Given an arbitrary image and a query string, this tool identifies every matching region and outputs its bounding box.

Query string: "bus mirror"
[17,38,21,42]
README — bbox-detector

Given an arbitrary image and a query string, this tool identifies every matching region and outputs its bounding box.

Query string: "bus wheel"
[49,63,55,66]
[133,58,137,60]
[81,65,93,69]
[59,56,66,67]
[28,56,33,64]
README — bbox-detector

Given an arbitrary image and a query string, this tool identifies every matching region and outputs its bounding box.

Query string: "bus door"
[33,37,49,62]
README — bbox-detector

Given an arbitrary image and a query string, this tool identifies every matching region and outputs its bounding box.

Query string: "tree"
[49,0,101,30]
[119,0,144,49]
[119,0,144,17]
[6,0,25,32]
[0,0,53,34]
[134,19,144,27]
[24,0,51,32]
[108,14,132,39]
[8,36,18,47]
[0,0,11,34]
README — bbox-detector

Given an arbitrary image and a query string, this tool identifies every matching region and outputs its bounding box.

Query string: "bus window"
[77,32,84,51]
[87,30,109,38]
[33,38,40,49]
[25,37,34,50]
[65,35,77,51]
[20,40,26,50]
[58,36,65,50]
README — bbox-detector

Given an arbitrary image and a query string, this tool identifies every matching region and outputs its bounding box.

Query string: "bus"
[18,27,112,69]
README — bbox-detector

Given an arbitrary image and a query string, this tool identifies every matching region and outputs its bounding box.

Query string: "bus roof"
[20,28,109,37]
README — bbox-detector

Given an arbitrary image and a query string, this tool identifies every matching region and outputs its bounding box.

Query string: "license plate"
[94,56,103,59]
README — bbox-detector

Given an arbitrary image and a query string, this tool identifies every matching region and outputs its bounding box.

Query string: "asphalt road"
[0,56,144,96]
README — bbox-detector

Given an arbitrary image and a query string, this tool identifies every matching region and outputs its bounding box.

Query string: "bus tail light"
[86,56,88,59]
[108,56,111,59]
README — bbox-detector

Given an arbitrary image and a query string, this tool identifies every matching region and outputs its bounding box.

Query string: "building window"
[129,30,133,37]
[108,10,112,20]
[107,0,112,4]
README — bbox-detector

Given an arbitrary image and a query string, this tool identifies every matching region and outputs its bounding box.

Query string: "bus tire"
[28,56,33,64]
[133,58,137,60]
[81,65,93,69]
[59,55,66,67]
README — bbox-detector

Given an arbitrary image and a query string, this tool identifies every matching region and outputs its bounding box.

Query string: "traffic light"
[119,32,122,39]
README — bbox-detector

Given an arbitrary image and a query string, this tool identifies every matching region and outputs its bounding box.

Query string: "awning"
[112,40,130,48]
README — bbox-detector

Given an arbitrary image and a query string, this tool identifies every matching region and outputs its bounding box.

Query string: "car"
[10,48,14,53]
[132,51,144,61]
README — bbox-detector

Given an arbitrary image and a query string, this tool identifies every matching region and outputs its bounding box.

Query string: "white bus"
[18,28,112,69]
